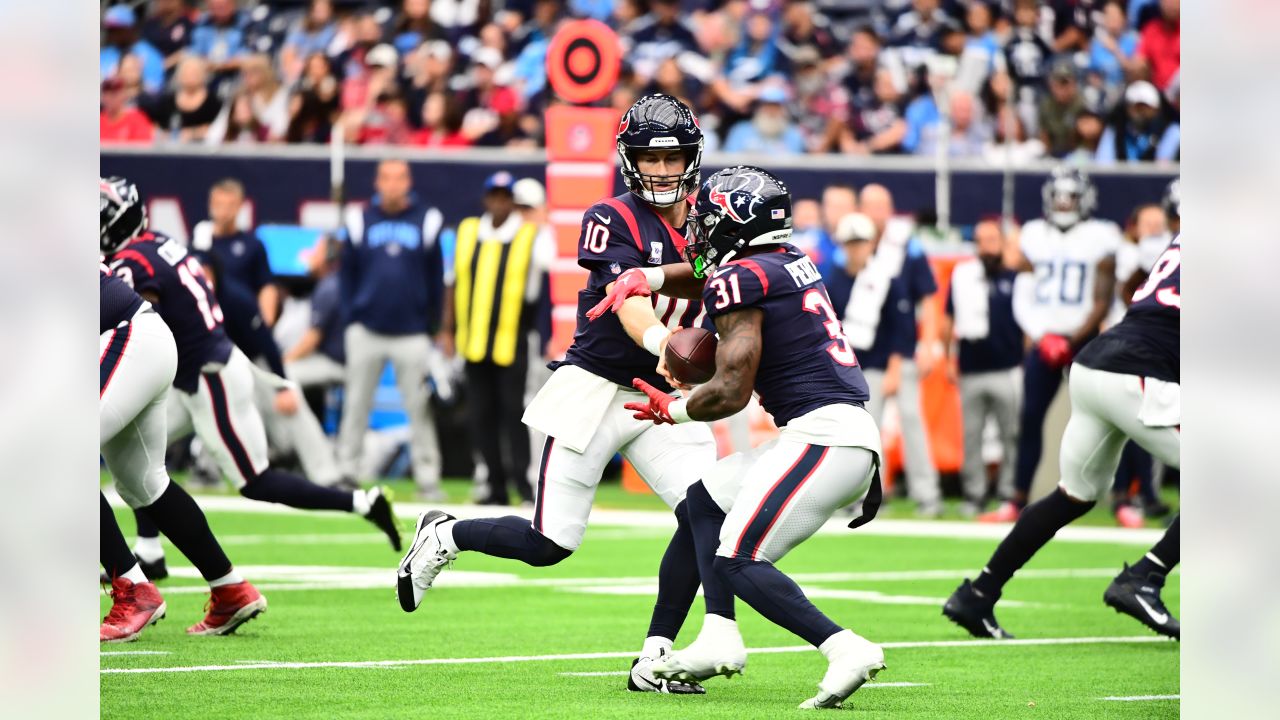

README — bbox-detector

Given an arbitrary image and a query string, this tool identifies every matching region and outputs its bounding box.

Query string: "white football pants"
[166,346,270,488]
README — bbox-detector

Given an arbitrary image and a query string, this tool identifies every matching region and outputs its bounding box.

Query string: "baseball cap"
[484,171,516,194]
[1124,80,1161,107]
[473,47,503,70]
[758,86,789,105]
[1049,57,1077,81]
[103,5,137,28]
[366,43,399,69]
[513,178,546,209]
[835,213,876,244]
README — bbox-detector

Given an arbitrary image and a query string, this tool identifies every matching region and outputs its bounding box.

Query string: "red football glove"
[623,378,676,424]
[586,268,651,320]
[1038,334,1074,368]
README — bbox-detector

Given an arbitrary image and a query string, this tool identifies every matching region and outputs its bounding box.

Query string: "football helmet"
[685,166,792,277]
[1162,178,1180,221]
[100,176,147,255]
[1040,165,1097,230]
[616,93,703,207]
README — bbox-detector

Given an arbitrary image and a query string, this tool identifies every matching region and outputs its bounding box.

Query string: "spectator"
[1038,58,1084,158]
[140,0,195,69]
[101,5,167,95]
[412,91,472,147]
[887,0,959,80]
[336,12,388,107]
[431,0,485,39]
[841,27,884,110]
[1047,0,1095,53]
[280,0,339,83]
[1088,0,1141,92]
[611,0,648,37]
[511,0,565,56]
[725,11,783,86]
[1097,80,1179,163]
[357,93,418,145]
[1063,107,1105,163]
[915,90,993,158]
[984,104,1046,166]
[816,183,858,277]
[145,56,224,143]
[839,66,907,155]
[217,54,291,143]
[723,86,807,154]
[191,178,281,328]
[101,77,155,145]
[341,43,401,142]
[458,48,525,146]
[1137,0,1180,92]
[942,219,1024,516]
[628,0,699,81]
[646,58,702,111]
[404,40,456,115]
[791,46,849,152]
[777,1,840,68]
[189,0,251,75]
[392,0,448,55]
[1003,0,1053,136]
[788,198,826,263]
[452,172,556,506]
[338,159,448,501]
[286,53,340,143]
[953,1,1001,95]
[285,234,347,424]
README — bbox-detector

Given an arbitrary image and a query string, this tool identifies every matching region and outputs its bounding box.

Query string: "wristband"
[642,324,670,357]
[642,267,666,291]
[667,398,692,424]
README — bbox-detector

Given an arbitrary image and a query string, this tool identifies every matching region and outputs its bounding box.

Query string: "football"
[663,327,718,385]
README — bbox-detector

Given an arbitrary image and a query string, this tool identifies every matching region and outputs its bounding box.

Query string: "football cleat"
[136,553,169,582]
[362,486,402,552]
[1103,563,1179,640]
[396,510,457,612]
[651,616,747,682]
[977,501,1020,523]
[627,654,706,694]
[1115,504,1146,529]
[187,581,267,636]
[100,577,166,643]
[798,630,885,710]
[943,579,1015,639]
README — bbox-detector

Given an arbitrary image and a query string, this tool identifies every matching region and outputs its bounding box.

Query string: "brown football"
[664,327,718,385]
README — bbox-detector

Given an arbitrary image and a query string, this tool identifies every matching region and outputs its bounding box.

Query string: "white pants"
[959,367,1021,502]
[1058,365,1180,502]
[713,440,878,564]
[167,346,270,488]
[249,362,343,486]
[338,323,441,488]
[100,311,177,508]
[286,352,346,389]
[532,389,717,551]
[863,362,941,506]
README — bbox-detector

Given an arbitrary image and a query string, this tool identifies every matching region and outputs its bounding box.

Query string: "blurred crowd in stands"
[101,0,1179,163]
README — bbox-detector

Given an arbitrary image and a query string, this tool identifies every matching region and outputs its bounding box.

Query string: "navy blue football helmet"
[616,93,703,207]
[685,166,792,277]
[100,176,147,255]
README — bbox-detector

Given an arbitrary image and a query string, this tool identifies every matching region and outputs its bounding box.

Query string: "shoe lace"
[103,583,134,626]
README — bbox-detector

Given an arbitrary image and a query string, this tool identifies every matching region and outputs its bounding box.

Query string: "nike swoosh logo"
[982,619,1004,638]
[594,213,612,224]
[1136,596,1169,625]
[633,672,663,691]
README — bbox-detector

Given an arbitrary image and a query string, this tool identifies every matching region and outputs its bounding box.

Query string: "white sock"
[818,629,856,661]
[699,613,739,639]
[440,520,460,555]
[352,489,372,516]
[134,536,164,562]
[1144,552,1167,569]
[209,570,244,588]
[121,563,148,585]
[642,635,673,659]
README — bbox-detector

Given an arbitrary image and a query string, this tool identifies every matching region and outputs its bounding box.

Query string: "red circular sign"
[546,19,621,105]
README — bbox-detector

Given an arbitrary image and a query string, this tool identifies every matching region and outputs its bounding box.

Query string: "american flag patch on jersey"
[771,208,785,219]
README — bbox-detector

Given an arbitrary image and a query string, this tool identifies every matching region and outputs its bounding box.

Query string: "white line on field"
[102,488,1164,545]
[100,651,171,656]
[1099,695,1180,701]
[555,670,929,688]
[100,636,1171,675]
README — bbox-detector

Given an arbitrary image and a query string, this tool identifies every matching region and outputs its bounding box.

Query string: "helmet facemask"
[618,143,702,208]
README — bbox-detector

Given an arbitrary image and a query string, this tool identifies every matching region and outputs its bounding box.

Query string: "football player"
[99,258,264,639]
[619,166,888,709]
[397,94,719,694]
[981,166,1121,522]
[945,235,1180,640]
[100,177,402,564]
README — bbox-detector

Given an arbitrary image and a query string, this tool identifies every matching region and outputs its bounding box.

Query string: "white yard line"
[100,636,1170,675]
[1099,695,1180,701]
[100,651,170,657]
[102,488,1164,545]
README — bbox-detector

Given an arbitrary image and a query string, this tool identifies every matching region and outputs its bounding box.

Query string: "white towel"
[950,258,990,340]
[1138,378,1180,428]
[191,220,214,251]
[843,259,893,350]
[522,365,618,453]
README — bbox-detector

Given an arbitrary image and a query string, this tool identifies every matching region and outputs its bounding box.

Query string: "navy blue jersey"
[310,273,346,363]
[559,193,705,391]
[945,268,1024,374]
[1076,236,1180,383]
[215,275,285,377]
[195,230,274,294]
[108,231,233,392]
[704,245,870,427]
[100,264,144,334]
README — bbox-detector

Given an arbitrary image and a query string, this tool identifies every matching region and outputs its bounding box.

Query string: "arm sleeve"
[578,202,646,291]
[257,323,287,377]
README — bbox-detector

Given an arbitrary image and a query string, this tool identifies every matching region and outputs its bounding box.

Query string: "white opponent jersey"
[1013,218,1121,339]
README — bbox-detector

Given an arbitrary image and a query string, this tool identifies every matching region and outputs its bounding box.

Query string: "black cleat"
[362,486,402,552]
[627,656,706,695]
[943,579,1015,639]
[136,554,168,582]
[1103,563,1179,640]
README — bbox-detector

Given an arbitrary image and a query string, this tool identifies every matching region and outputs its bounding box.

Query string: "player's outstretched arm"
[587,263,708,320]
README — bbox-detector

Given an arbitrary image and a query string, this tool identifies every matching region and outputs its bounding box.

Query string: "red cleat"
[977,502,1021,524]
[100,578,166,643]
[1115,505,1146,529]
[187,582,267,636]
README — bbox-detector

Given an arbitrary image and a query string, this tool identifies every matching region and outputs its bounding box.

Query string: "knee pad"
[526,528,573,567]
[117,473,170,509]
[1057,477,1105,503]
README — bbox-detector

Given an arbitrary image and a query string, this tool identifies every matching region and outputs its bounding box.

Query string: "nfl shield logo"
[609,262,622,275]
[648,242,663,264]
[771,208,785,220]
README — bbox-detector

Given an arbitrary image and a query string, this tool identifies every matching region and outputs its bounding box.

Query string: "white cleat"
[651,615,748,682]
[396,510,457,612]
[798,630,886,710]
